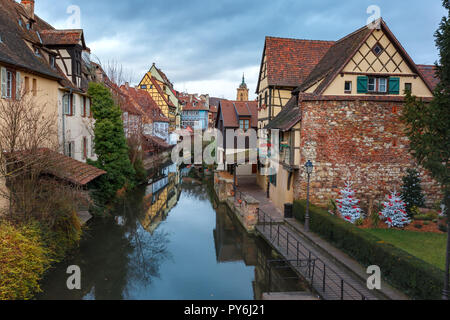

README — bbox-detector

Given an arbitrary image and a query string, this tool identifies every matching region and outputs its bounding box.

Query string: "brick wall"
[293,99,442,210]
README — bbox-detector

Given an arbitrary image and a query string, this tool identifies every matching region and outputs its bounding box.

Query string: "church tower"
[236,74,249,101]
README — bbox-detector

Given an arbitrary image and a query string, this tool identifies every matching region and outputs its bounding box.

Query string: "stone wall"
[293,99,442,210]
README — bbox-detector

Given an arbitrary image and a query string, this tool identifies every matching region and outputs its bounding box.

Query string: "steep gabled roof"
[256,37,335,92]
[149,76,175,108]
[0,0,61,80]
[154,65,174,89]
[216,100,258,129]
[295,19,434,94]
[294,26,372,94]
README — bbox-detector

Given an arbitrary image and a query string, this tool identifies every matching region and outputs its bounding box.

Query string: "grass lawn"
[366,229,448,271]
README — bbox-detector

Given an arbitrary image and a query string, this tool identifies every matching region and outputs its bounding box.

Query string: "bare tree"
[0,93,82,224]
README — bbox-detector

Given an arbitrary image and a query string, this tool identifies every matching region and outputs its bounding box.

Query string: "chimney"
[125,82,130,89]
[21,0,35,20]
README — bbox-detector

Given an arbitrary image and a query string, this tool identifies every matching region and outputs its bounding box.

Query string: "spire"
[242,73,246,86]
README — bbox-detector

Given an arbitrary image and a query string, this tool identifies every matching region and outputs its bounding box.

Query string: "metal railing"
[266,259,316,293]
[258,209,369,300]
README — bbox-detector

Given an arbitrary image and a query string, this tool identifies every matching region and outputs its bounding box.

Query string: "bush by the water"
[0,222,50,300]
[293,200,445,300]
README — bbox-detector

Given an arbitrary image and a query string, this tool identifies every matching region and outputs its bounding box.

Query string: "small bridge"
[256,210,380,300]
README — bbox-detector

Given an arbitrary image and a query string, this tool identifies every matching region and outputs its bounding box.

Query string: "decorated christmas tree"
[379,191,411,228]
[336,182,363,224]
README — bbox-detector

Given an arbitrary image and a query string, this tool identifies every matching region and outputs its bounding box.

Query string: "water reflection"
[38,163,309,300]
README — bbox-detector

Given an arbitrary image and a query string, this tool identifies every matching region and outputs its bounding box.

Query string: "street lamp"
[305,160,314,232]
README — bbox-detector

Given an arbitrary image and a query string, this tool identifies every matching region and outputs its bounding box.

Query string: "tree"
[401,169,425,216]
[402,0,450,299]
[379,191,411,228]
[87,82,135,205]
[336,181,363,224]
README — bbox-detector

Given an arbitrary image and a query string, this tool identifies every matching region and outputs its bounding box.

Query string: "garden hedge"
[293,200,445,300]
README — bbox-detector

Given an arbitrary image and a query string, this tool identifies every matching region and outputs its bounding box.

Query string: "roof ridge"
[266,36,335,43]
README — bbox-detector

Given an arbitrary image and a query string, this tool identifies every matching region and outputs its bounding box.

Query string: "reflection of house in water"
[141,163,182,234]
[213,202,258,266]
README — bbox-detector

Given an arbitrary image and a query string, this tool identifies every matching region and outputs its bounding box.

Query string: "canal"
[38,163,309,300]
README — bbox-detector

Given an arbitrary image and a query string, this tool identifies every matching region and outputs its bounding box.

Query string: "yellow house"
[138,64,179,132]
[0,0,63,213]
[261,19,439,211]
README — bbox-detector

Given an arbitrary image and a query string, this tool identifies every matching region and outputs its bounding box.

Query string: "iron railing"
[258,209,369,300]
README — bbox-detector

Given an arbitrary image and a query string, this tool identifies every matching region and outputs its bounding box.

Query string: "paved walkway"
[237,176,283,223]
[236,179,409,300]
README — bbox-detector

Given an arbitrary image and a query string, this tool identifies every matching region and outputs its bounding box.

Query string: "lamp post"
[305,160,314,232]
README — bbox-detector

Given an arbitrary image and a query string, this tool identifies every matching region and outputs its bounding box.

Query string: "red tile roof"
[121,86,169,123]
[258,37,335,91]
[216,100,258,128]
[7,148,106,186]
[39,29,85,46]
[417,65,439,91]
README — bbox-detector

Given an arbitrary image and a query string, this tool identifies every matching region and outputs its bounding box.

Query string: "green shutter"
[357,76,368,93]
[389,77,400,94]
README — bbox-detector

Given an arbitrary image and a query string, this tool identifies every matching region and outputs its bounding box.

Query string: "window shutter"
[389,77,400,94]
[357,76,368,93]
[1,67,6,98]
[72,95,76,115]
[16,72,21,100]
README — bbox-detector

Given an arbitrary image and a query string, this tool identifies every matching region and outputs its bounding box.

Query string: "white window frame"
[344,81,352,93]
[368,77,376,92]
[379,78,387,93]
[63,94,71,115]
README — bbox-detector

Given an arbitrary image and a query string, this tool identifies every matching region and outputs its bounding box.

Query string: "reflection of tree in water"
[112,186,172,295]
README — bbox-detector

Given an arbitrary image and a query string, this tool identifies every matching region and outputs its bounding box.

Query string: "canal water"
[38,163,309,300]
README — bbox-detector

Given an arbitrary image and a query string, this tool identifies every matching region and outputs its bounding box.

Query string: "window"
[72,94,76,115]
[24,76,29,94]
[83,137,87,160]
[368,77,376,92]
[65,141,75,158]
[34,47,40,56]
[63,94,71,115]
[344,81,352,93]
[239,119,250,131]
[32,78,37,96]
[87,98,91,117]
[379,78,387,93]
[140,85,147,89]
[404,83,412,93]
[91,136,95,157]
[359,76,392,94]
[82,96,86,117]
[373,43,384,56]
[50,55,55,68]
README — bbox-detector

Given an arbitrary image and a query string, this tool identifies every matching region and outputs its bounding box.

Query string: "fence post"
[287,232,289,255]
[341,280,344,300]
[263,210,265,232]
[308,251,312,278]
[323,265,326,293]
[277,224,280,247]
[296,242,299,267]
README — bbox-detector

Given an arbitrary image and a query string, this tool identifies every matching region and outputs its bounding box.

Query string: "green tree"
[402,0,450,299]
[88,83,135,205]
[401,169,425,216]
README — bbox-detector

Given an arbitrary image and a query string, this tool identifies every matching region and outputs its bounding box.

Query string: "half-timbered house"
[260,19,441,211]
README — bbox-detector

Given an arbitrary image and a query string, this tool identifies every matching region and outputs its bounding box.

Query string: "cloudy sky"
[33,0,446,100]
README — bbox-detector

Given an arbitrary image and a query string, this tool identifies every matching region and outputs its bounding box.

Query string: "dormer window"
[26,22,31,30]
[18,19,23,27]
[34,47,40,56]
[372,43,384,56]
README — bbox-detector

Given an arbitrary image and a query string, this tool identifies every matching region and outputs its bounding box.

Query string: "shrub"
[438,223,448,233]
[401,169,425,216]
[0,221,51,300]
[293,200,444,300]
